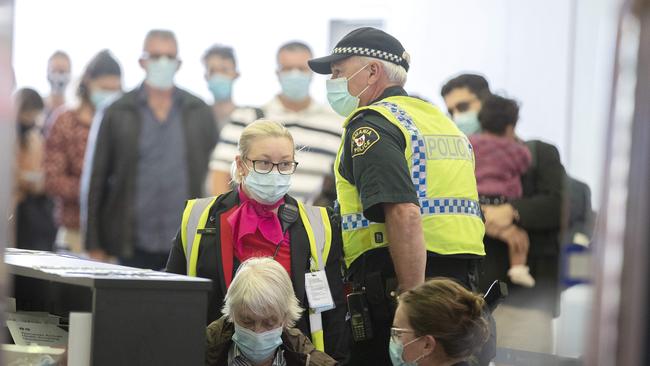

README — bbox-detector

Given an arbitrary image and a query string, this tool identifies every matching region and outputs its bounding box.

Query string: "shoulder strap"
[253,107,265,120]
[181,196,219,276]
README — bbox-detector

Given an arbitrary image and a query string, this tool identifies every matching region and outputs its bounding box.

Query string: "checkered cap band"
[333,47,404,64]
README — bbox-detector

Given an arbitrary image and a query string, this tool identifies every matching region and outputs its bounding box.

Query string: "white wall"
[12,0,616,207]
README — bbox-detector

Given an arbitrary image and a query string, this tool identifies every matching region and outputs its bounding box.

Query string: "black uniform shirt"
[338,86,419,223]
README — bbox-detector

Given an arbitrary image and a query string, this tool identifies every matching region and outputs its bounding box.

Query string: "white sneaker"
[508,265,536,288]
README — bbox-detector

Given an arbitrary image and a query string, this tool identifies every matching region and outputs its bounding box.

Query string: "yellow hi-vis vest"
[180,196,332,352]
[334,96,486,267]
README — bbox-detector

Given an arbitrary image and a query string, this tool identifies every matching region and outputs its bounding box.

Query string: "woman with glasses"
[166,120,348,363]
[390,278,489,366]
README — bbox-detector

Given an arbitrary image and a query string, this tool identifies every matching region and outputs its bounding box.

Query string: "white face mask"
[326,63,370,117]
[232,322,283,364]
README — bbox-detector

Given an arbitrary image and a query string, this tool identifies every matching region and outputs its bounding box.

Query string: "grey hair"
[222,257,303,328]
[358,56,408,86]
[143,29,178,52]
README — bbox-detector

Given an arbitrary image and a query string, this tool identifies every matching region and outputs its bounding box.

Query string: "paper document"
[6,320,68,347]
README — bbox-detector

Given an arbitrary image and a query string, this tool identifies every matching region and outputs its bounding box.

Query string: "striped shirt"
[228,343,286,366]
[209,97,342,203]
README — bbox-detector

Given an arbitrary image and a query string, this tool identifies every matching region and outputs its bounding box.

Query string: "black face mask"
[17,120,36,140]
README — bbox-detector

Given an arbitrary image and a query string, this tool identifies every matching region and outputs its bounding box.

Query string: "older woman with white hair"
[206,257,337,366]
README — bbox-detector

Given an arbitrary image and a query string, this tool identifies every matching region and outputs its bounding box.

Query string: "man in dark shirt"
[84,30,217,269]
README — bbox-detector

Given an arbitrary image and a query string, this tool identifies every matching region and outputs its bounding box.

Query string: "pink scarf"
[227,188,285,259]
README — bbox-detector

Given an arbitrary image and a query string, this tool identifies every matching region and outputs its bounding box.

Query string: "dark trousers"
[481,236,560,315]
[347,249,482,366]
[120,247,170,271]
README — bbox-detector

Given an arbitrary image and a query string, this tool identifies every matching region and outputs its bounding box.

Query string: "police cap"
[308,27,410,75]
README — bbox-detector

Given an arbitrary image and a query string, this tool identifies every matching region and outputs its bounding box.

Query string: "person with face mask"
[83,30,218,269]
[42,50,72,134]
[206,257,337,366]
[44,50,122,254]
[202,44,264,135]
[13,88,57,251]
[201,44,265,195]
[440,74,492,136]
[308,27,487,365]
[390,278,490,366]
[166,120,349,363]
[209,41,341,206]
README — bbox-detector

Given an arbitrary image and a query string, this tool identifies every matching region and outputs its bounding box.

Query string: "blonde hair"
[231,120,294,183]
[222,257,302,328]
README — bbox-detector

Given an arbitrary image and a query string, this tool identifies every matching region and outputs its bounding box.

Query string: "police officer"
[308,27,487,365]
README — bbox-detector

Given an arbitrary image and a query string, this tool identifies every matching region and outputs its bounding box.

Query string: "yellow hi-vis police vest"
[334,96,486,267]
[180,196,332,352]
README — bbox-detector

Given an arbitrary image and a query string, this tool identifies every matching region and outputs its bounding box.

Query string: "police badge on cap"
[308,27,410,75]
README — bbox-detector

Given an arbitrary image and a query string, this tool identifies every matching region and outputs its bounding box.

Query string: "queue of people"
[9,25,587,366]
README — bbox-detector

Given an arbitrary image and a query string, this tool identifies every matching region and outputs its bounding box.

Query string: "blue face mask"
[145,57,178,90]
[208,74,233,101]
[279,70,312,101]
[90,90,121,108]
[389,336,425,366]
[243,168,292,205]
[453,111,481,136]
[326,63,370,117]
[232,322,283,364]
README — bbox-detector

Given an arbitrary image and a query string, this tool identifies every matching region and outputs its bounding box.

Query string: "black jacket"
[165,191,350,363]
[511,140,566,257]
[480,140,566,314]
[84,86,217,258]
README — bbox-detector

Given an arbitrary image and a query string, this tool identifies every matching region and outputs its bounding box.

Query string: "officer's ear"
[367,61,382,85]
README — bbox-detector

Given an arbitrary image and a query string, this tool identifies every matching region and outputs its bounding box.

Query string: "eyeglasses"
[246,158,298,175]
[141,52,178,61]
[390,327,415,342]
[448,97,478,116]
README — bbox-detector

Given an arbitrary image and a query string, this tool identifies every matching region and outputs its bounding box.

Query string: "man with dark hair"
[202,44,264,195]
[209,40,341,203]
[440,73,491,136]
[84,29,217,269]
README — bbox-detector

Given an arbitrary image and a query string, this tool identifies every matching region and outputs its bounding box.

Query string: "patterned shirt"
[44,110,91,229]
[228,343,286,366]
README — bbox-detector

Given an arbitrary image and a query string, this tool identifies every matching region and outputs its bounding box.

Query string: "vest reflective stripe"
[341,197,482,231]
[182,196,218,276]
[375,101,430,198]
[181,197,332,352]
[298,202,332,271]
[297,201,331,352]
[309,311,325,352]
[335,96,485,267]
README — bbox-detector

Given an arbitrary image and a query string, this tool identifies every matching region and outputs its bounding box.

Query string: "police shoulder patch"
[351,126,380,157]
